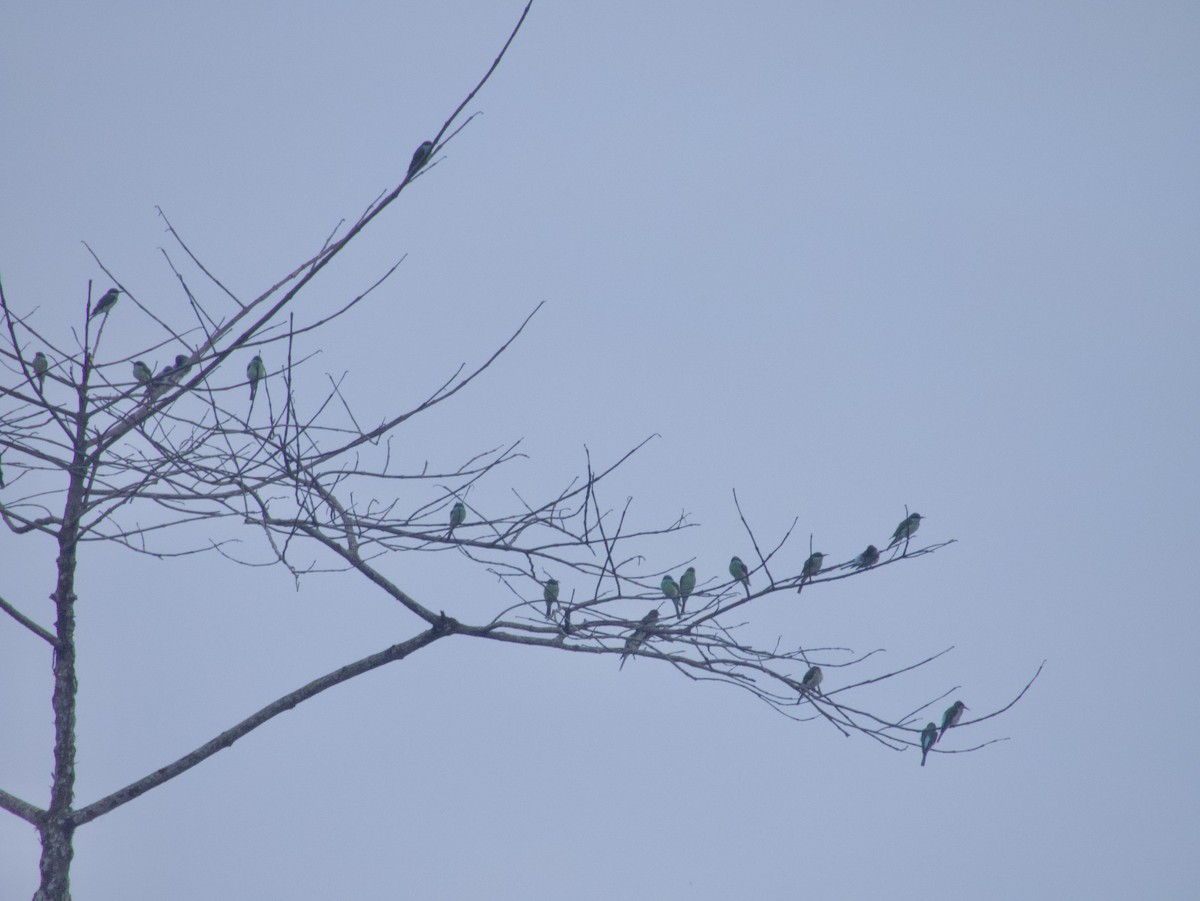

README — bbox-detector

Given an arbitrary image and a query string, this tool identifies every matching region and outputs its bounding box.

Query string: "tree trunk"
[35,389,90,901]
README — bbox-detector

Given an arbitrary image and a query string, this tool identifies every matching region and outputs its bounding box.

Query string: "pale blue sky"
[2,2,1198,898]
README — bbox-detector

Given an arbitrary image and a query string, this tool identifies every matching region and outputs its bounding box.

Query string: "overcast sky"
[2,2,1198,898]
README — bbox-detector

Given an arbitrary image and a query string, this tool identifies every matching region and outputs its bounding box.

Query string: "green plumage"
[800,665,823,694]
[888,512,923,547]
[247,354,266,403]
[447,501,467,536]
[89,288,120,320]
[729,556,750,593]
[937,700,967,744]
[920,722,938,766]
[798,552,826,591]
[408,140,434,179]
[678,567,696,613]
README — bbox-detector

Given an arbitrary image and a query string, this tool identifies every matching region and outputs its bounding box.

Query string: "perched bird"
[729,556,751,593]
[800,665,823,694]
[660,575,680,615]
[888,512,923,548]
[851,544,880,570]
[920,722,938,767]
[247,354,266,404]
[89,288,120,320]
[132,360,153,385]
[937,700,967,744]
[407,140,435,179]
[619,608,660,669]
[167,354,192,385]
[32,352,49,391]
[0,452,5,489]
[447,501,467,536]
[543,578,560,619]
[147,364,175,399]
[798,551,826,591]
[678,566,696,614]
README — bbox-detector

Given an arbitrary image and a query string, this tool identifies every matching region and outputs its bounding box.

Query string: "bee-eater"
[661,575,680,615]
[247,354,266,403]
[800,665,823,694]
[619,608,660,669]
[729,556,750,594]
[920,722,938,766]
[32,352,49,390]
[447,501,466,536]
[798,552,826,591]
[851,545,879,570]
[937,700,967,744]
[407,140,434,179]
[89,288,120,320]
[678,566,696,613]
[888,512,923,548]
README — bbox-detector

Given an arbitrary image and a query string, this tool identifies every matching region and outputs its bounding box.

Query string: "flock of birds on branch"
[444,502,967,764]
[21,287,268,408]
[16,143,439,427]
[13,264,968,764]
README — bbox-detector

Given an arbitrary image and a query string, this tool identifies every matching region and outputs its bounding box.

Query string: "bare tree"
[0,5,1040,898]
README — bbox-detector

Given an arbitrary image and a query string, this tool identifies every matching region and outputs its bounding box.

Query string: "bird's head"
[174,354,189,367]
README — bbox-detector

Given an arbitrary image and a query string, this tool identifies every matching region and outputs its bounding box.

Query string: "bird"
[247,354,266,404]
[937,700,967,744]
[0,452,5,489]
[132,360,153,386]
[660,575,680,615]
[798,551,826,591]
[543,578,559,619]
[447,501,466,536]
[619,608,660,669]
[147,364,175,399]
[851,545,879,570]
[800,665,823,694]
[920,722,938,766]
[888,512,923,548]
[407,140,435,179]
[729,556,751,594]
[89,288,120,320]
[678,566,696,614]
[166,354,191,385]
[32,352,49,390]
